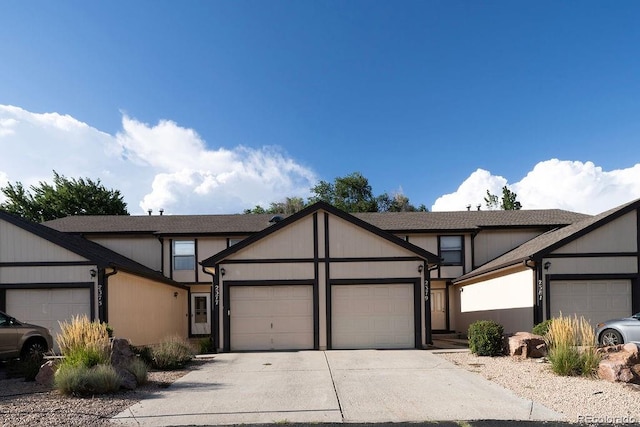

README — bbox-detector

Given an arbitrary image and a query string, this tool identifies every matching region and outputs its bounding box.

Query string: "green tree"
[1,171,129,222]
[484,186,522,210]
[309,172,378,212]
[243,197,307,215]
[377,192,428,212]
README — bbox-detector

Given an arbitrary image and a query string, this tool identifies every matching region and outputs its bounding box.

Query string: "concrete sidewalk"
[112,350,563,426]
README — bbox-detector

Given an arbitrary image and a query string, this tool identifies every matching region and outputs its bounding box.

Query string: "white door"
[229,285,313,351]
[190,293,211,335]
[430,289,446,330]
[6,288,91,349]
[550,279,632,326]
[331,284,415,349]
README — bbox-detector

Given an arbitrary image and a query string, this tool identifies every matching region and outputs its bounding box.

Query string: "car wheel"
[599,329,623,346]
[20,339,48,361]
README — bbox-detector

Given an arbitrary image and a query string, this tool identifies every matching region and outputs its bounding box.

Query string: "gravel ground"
[436,351,640,424]
[0,360,212,427]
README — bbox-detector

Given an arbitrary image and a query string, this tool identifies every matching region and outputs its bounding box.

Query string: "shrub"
[532,319,553,336]
[198,337,214,354]
[57,314,110,366]
[468,320,504,356]
[132,345,154,366]
[54,364,121,396]
[545,313,601,377]
[151,336,194,370]
[127,358,149,385]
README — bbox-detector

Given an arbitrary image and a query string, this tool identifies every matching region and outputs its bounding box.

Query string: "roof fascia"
[452,257,530,284]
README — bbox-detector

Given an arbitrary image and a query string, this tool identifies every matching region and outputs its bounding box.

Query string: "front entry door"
[430,289,446,330]
[191,293,211,335]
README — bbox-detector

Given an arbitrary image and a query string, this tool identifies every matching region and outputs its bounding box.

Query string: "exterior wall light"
[543,261,551,270]
[418,265,424,273]
[90,269,97,278]
[220,268,226,276]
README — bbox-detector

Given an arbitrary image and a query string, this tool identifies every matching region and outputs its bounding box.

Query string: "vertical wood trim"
[313,213,320,350]
[324,212,332,349]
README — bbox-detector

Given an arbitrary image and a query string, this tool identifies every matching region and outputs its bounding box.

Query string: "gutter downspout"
[524,258,542,325]
[201,265,217,353]
[99,266,118,323]
[425,263,439,346]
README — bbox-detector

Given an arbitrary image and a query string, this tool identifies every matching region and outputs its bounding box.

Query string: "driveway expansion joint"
[323,351,344,422]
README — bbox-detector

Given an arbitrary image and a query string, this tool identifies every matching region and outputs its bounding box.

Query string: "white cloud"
[0,105,317,214]
[432,159,640,214]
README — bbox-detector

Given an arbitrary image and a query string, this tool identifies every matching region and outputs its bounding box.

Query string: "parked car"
[0,311,54,360]
[595,312,640,346]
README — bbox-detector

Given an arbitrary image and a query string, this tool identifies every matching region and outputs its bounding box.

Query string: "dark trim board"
[543,252,639,258]
[0,261,95,267]
[312,213,320,350]
[326,278,422,350]
[222,280,318,352]
[219,256,423,265]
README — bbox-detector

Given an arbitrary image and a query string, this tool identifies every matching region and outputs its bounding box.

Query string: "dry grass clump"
[545,313,601,377]
[56,314,110,361]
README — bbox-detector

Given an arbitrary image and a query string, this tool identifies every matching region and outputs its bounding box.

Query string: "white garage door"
[331,284,415,349]
[6,288,92,347]
[230,285,313,351]
[550,279,632,326]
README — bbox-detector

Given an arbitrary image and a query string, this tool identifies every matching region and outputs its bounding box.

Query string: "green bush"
[532,319,553,336]
[468,320,505,356]
[54,364,121,396]
[127,358,149,385]
[64,347,109,368]
[151,336,194,370]
[545,314,601,377]
[132,345,154,366]
[198,337,214,354]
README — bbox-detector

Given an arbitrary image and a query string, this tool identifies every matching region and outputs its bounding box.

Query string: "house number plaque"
[214,284,220,306]
[537,279,543,301]
[97,283,103,307]
[424,280,429,301]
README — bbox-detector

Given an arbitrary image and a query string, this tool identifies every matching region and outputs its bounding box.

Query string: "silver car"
[0,311,54,360]
[595,312,640,346]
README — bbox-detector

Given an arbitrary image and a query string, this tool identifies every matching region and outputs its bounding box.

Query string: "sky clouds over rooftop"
[1,105,638,215]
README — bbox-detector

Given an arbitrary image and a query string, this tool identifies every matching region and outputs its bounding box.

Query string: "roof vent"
[269,215,283,223]
[147,209,152,216]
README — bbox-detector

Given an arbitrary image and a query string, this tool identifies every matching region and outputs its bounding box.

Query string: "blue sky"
[1,1,639,214]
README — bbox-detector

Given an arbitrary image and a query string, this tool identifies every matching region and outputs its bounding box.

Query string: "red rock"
[508,332,547,359]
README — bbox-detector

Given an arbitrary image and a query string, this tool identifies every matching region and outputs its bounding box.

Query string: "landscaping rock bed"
[437,351,640,423]
[0,360,210,427]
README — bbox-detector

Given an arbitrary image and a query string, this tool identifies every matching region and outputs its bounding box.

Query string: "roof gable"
[454,198,640,282]
[201,201,440,267]
[0,210,185,288]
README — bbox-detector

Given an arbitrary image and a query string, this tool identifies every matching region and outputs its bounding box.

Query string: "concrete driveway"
[112,350,563,426]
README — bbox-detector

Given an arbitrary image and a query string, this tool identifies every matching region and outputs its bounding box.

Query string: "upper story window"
[173,240,195,271]
[440,236,463,265]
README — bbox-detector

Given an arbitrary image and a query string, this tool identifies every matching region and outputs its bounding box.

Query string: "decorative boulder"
[598,343,640,384]
[35,360,56,386]
[507,332,547,358]
[110,338,138,390]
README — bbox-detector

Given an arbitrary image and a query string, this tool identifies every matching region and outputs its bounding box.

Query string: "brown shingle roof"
[43,209,589,235]
[454,198,640,282]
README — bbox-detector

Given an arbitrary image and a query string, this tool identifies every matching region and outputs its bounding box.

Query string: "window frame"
[439,235,463,266]
[173,240,196,271]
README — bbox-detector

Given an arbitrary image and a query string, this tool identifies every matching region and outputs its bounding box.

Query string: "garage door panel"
[229,285,313,351]
[6,288,91,350]
[550,280,631,326]
[331,284,415,350]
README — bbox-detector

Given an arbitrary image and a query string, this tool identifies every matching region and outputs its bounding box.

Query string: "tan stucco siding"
[220,263,314,281]
[232,217,315,260]
[328,215,412,258]
[0,265,96,284]
[0,220,87,263]
[474,229,543,267]
[455,267,534,334]
[198,238,228,264]
[542,256,638,275]
[107,272,188,347]
[330,261,423,279]
[89,236,161,270]
[553,211,638,254]
[406,235,438,254]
